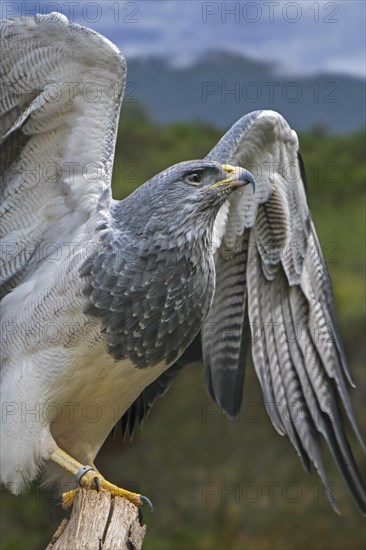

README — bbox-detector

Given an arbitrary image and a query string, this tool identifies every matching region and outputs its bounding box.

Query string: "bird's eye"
[186,172,202,184]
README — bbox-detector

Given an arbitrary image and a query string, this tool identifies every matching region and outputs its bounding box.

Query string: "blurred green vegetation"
[1,106,365,550]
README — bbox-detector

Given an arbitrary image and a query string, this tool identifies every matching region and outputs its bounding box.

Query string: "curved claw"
[52,495,63,508]
[140,494,153,512]
[50,495,63,524]
[93,476,100,492]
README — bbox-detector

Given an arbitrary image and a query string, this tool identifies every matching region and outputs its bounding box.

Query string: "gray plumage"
[80,161,233,368]
[0,13,365,516]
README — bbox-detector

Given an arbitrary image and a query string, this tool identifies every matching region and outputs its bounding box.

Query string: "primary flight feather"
[0,13,364,515]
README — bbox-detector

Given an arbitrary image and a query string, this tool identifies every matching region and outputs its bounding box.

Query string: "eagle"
[0,13,365,515]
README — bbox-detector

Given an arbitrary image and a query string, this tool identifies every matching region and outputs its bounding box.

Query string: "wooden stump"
[46,489,146,550]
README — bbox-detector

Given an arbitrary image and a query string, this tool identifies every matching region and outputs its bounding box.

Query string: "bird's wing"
[205,109,365,514]
[0,13,125,300]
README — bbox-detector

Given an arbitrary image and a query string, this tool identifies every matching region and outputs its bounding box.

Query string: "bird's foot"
[78,468,151,509]
[58,487,80,509]
[50,446,152,511]
[58,471,153,511]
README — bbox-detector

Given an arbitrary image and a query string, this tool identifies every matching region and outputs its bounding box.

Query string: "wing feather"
[203,232,250,417]
[0,13,126,302]
[206,110,365,514]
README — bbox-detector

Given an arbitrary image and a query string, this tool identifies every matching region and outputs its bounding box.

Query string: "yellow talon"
[79,469,143,507]
[51,446,149,510]
[61,487,80,509]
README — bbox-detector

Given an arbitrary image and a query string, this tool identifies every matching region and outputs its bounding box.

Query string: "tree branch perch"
[46,489,146,550]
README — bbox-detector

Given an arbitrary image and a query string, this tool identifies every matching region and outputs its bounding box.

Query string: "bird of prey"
[0,13,365,515]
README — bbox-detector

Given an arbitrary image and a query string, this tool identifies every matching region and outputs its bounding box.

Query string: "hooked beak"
[219,164,256,192]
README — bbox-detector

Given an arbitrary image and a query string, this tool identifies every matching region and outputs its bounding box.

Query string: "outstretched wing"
[205,110,365,514]
[0,13,125,303]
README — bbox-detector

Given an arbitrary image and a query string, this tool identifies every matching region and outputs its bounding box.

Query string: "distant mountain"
[125,52,365,133]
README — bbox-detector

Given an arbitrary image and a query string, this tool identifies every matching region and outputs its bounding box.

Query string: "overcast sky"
[2,1,365,77]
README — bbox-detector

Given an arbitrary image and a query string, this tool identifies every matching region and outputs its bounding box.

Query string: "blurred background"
[1,1,365,549]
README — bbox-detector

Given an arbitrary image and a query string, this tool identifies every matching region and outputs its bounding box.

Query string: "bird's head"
[119,160,255,240]
[147,159,255,207]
